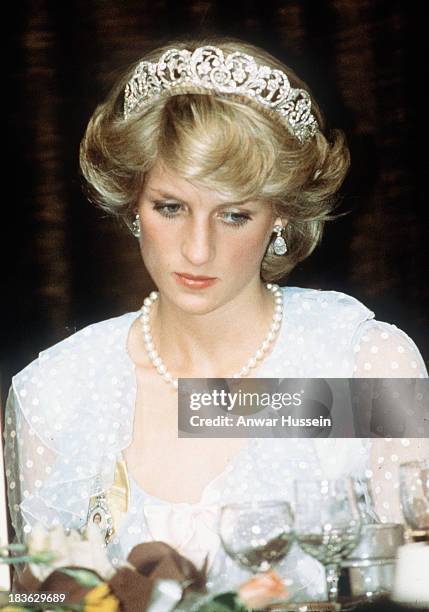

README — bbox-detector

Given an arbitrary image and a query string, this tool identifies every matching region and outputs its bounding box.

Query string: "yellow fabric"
[106,459,130,529]
[84,582,120,611]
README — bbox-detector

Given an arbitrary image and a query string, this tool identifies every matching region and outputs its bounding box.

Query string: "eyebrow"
[146,189,186,200]
[146,188,255,207]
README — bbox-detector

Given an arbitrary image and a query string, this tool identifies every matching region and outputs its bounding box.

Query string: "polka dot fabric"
[4,312,137,546]
[351,318,429,523]
[353,319,427,378]
[3,287,428,601]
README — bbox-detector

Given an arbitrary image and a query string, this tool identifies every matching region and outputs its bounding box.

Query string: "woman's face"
[137,162,280,315]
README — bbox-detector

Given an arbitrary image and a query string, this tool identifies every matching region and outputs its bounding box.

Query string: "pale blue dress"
[4,287,428,602]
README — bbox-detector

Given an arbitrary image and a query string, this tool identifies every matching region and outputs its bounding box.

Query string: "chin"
[158,281,227,315]
[173,291,223,316]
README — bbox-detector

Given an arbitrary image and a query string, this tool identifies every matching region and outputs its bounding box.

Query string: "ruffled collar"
[12,286,374,532]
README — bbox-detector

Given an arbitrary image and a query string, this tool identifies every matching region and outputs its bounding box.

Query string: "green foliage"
[197,591,248,611]
[58,567,102,588]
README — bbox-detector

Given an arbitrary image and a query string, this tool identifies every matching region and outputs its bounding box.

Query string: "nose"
[180,217,215,266]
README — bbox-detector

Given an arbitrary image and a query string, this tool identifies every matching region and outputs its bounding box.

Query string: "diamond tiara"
[123,45,319,143]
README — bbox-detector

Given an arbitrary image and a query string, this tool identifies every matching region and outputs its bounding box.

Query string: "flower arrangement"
[0,524,289,611]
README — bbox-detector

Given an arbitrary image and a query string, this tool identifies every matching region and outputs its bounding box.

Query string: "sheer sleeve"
[3,315,136,553]
[3,385,58,545]
[352,319,427,379]
[352,319,429,523]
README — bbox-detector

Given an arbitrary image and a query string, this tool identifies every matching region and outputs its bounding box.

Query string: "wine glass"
[294,478,362,603]
[399,459,429,541]
[219,500,294,573]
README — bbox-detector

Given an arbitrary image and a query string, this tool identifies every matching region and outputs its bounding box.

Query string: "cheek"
[138,217,174,269]
[223,226,271,269]
[140,219,162,246]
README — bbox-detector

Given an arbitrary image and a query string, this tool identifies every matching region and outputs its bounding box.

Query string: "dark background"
[2,0,428,402]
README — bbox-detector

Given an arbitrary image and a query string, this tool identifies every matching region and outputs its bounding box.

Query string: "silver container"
[343,523,405,565]
[340,523,405,598]
[340,561,397,599]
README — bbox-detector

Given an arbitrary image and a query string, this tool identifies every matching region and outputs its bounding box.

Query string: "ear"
[273,216,288,229]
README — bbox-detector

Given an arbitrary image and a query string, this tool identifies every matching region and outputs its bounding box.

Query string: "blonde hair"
[80,36,350,281]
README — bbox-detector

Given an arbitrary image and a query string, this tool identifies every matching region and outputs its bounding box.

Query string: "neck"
[150,280,277,378]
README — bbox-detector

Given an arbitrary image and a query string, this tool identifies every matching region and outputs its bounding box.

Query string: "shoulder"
[282,286,374,320]
[351,318,428,377]
[280,287,427,377]
[11,311,139,411]
[10,311,138,454]
[281,286,375,339]
[14,311,139,381]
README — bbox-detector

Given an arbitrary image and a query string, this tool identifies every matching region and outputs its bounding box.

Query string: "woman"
[4,37,428,601]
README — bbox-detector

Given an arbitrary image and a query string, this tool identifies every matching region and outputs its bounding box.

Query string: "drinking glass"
[219,500,294,573]
[294,478,362,603]
[399,458,429,541]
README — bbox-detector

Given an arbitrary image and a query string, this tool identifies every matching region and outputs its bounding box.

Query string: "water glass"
[219,499,294,573]
[294,478,362,603]
[399,459,429,541]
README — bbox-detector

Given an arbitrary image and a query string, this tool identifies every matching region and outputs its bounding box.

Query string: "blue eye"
[153,202,182,217]
[221,212,251,227]
[152,201,251,227]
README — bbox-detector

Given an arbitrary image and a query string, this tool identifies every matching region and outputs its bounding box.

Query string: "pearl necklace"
[139,283,283,389]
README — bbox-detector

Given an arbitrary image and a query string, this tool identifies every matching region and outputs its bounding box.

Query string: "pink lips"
[174,272,218,289]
